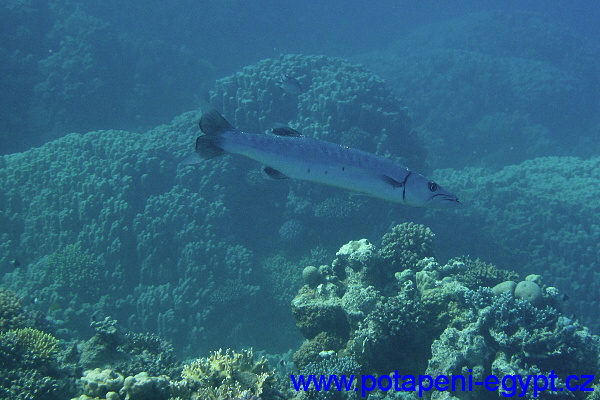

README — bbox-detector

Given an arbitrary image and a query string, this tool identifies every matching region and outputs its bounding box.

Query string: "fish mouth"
[428,194,462,207]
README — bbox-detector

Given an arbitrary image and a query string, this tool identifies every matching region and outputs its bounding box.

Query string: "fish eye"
[428,182,438,192]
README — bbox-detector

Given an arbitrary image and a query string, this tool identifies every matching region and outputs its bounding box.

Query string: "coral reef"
[290,224,600,399]
[1,327,59,364]
[0,54,426,353]
[72,347,281,400]
[379,222,436,272]
[208,54,428,254]
[78,317,180,379]
[180,348,276,399]
[0,324,64,400]
[433,155,600,333]
[0,2,216,153]
[0,108,267,353]
[279,219,306,242]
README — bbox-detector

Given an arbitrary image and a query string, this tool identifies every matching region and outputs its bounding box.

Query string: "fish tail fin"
[199,110,236,136]
[194,110,237,160]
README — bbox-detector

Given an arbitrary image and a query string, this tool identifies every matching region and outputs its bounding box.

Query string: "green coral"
[260,254,303,308]
[1,327,59,364]
[180,348,275,399]
[293,332,346,371]
[313,196,362,219]
[0,326,61,400]
[291,284,349,340]
[419,285,467,333]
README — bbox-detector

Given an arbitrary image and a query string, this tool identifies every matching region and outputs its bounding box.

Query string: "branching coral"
[379,222,435,271]
[45,244,102,298]
[2,327,59,364]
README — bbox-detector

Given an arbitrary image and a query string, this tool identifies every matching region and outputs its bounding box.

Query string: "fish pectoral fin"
[272,124,303,137]
[349,192,370,198]
[380,174,404,188]
[263,166,288,179]
[179,152,203,166]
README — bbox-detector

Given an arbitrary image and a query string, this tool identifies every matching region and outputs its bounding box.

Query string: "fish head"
[404,173,462,208]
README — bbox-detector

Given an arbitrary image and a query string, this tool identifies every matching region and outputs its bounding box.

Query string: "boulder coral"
[209,54,422,170]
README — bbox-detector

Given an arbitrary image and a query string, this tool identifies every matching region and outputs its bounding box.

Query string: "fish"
[278,74,304,95]
[188,110,461,208]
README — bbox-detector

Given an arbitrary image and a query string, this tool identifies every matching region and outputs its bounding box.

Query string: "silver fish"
[278,75,303,95]
[189,110,461,208]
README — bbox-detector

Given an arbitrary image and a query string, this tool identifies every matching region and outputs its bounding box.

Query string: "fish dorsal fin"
[264,166,288,179]
[272,123,303,137]
[380,174,404,188]
[199,110,236,136]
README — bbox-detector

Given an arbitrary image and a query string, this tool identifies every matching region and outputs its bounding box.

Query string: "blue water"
[0,1,599,399]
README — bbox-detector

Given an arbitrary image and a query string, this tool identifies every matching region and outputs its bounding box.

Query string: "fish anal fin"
[381,174,403,188]
[272,124,303,137]
[264,166,288,179]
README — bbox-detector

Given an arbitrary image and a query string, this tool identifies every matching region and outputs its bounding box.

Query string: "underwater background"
[0,1,599,399]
